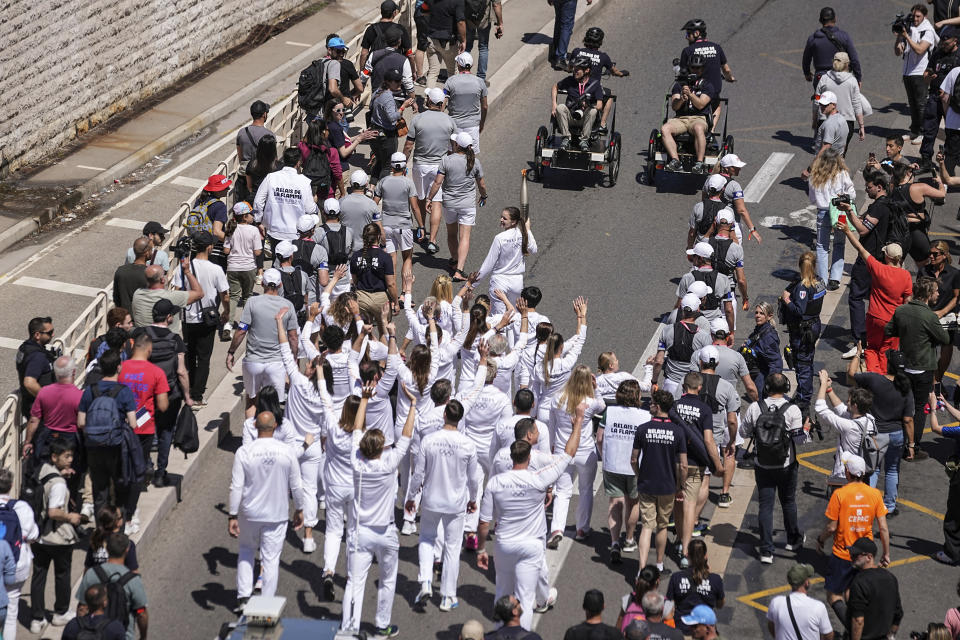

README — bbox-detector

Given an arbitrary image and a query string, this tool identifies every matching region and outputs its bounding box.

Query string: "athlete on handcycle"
[551,56,604,151]
[661,54,718,174]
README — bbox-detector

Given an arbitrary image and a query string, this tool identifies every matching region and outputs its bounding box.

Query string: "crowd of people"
[14,1,960,639]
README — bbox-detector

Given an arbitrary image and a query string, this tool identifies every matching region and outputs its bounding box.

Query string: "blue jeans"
[816,207,845,283]
[551,0,578,63]
[755,464,802,555]
[466,24,491,79]
[868,430,903,511]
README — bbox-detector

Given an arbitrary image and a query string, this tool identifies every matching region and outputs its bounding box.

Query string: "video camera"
[830,194,851,207]
[892,12,911,35]
[672,58,698,88]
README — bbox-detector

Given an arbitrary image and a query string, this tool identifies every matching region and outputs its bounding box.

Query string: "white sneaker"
[81,502,95,518]
[534,587,558,613]
[401,520,417,536]
[51,611,76,626]
[222,322,232,331]
[760,553,774,564]
[840,344,859,359]
[132,509,141,526]
[29,619,47,634]
[318,497,326,511]
[303,537,316,553]
[124,521,140,536]
[911,134,923,145]
[439,596,458,611]
[415,581,431,605]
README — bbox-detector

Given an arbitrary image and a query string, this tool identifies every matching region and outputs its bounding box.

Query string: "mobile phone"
[837,213,847,226]
[941,144,946,154]
[868,151,876,161]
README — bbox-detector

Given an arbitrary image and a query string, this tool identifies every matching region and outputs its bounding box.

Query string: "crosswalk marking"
[14,277,102,297]
[742,152,794,203]
[171,176,209,189]
[106,218,149,231]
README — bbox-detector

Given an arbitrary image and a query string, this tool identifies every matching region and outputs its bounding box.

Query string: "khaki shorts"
[603,470,638,499]
[683,466,705,504]
[638,494,675,530]
[665,115,708,134]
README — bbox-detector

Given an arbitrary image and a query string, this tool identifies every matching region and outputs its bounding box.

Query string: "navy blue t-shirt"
[327,121,349,172]
[672,393,714,468]
[670,78,717,119]
[78,381,138,418]
[632,417,687,495]
[557,75,604,109]
[62,614,126,640]
[569,47,613,80]
[680,40,727,97]
[667,569,725,633]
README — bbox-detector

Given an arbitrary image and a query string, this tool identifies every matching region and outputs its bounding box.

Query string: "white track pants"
[488,274,524,316]
[342,525,399,631]
[237,518,287,598]
[299,441,325,528]
[323,482,353,573]
[418,509,465,597]
[550,448,597,535]
[494,537,550,630]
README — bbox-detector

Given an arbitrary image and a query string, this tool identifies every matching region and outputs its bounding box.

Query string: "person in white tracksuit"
[348,323,401,445]
[476,400,587,630]
[532,297,589,420]
[490,417,555,475]
[489,388,551,458]
[474,207,538,316]
[546,364,606,549]
[228,411,305,607]
[341,384,416,637]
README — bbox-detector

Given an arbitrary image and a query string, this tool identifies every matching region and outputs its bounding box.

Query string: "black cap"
[819,6,836,23]
[142,221,168,236]
[943,25,960,39]
[384,68,403,83]
[152,298,182,321]
[191,230,215,248]
[250,100,269,118]
[380,0,398,15]
[848,537,878,558]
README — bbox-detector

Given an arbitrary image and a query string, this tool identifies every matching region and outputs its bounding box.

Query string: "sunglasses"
[931,251,945,257]
[332,108,345,114]
[38,329,54,336]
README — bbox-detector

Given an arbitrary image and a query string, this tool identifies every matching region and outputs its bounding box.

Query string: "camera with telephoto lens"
[830,194,851,207]
[174,235,193,261]
[672,58,698,88]
[892,12,910,34]
[571,96,591,122]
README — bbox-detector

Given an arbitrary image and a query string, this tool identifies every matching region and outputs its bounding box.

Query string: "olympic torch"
[520,169,529,220]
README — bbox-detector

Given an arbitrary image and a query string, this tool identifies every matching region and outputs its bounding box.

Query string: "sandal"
[452,269,468,282]
[425,242,439,254]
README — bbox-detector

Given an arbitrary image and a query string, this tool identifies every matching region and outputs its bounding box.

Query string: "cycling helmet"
[584,27,604,47]
[681,18,706,34]
[572,55,593,70]
[687,54,706,69]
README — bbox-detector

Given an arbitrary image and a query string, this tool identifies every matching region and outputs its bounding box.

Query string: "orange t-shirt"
[825,481,887,560]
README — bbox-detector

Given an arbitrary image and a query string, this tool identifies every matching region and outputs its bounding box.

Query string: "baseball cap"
[327,36,348,50]
[323,198,341,215]
[833,51,850,65]
[687,280,713,297]
[142,221,168,236]
[460,620,484,640]
[720,153,746,168]
[703,174,727,194]
[350,170,370,187]
[699,345,720,364]
[296,214,316,233]
[681,293,702,311]
[384,68,403,83]
[686,242,714,259]
[816,90,838,105]
[681,604,717,627]
[274,240,296,258]
[716,206,735,224]
[456,51,474,68]
[250,100,270,118]
[191,230,214,248]
[709,317,730,335]
[262,268,283,286]
[943,25,960,39]
[883,243,903,260]
[233,202,253,217]
[849,536,878,558]
[787,563,816,587]
[152,298,181,321]
[204,174,232,192]
[451,131,474,148]
[390,151,407,166]
[380,0,399,13]
[819,6,836,23]
[426,87,446,104]
[841,451,866,478]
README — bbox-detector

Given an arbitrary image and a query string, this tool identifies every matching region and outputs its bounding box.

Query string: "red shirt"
[118,359,170,435]
[30,382,83,433]
[866,256,913,321]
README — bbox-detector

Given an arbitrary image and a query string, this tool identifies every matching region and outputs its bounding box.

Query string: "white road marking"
[171,176,209,189]
[285,41,313,47]
[106,218,149,231]
[0,337,23,350]
[14,276,102,297]
[760,204,817,229]
[76,164,107,172]
[742,152,794,203]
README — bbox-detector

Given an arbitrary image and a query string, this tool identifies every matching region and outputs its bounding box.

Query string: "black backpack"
[692,270,721,310]
[173,403,200,457]
[699,373,722,413]
[666,320,698,363]
[145,326,181,400]
[92,565,138,631]
[76,615,112,640]
[464,0,487,24]
[754,399,792,467]
[21,470,60,533]
[297,59,330,114]
[886,185,919,254]
[292,239,318,276]
[302,145,332,196]
[280,268,307,324]
[697,199,725,237]
[321,223,350,266]
[368,22,391,53]
[709,236,734,276]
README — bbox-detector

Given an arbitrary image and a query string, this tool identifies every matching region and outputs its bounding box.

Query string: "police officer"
[920,26,960,168]
[802,7,862,89]
[17,317,58,416]
[780,251,826,414]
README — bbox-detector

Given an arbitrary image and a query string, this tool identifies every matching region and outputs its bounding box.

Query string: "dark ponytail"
[504,206,528,255]
[462,143,475,174]
[885,349,912,396]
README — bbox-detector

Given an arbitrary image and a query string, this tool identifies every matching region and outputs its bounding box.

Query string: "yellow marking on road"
[798,447,834,459]
[898,498,946,520]
[759,54,803,71]
[798,458,833,475]
[929,232,960,237]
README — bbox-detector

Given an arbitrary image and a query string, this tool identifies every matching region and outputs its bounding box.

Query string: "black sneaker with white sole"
[718,493,733,507]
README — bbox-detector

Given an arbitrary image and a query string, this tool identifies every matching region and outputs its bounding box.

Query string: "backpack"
[697,198,725,237]
[699,373,721,413]
[709,236,734,276]
[754,400,792,467]
[464,0,487,24]
[20,471,59,536]
[368,22,391,53]
[76,615,112,640]
[85,385,126,447]
[145,326,181,401]
[173,403,200,456]
[184,198,215,235]
[666,320,698,363]
[0,501,24,562]
[321,223,350,266]
[857,418,881,476]
[620,598,646,632]
[297,59,330,114]
[692,270,721,310]
[291,239,318,276]
[280,268,307,325]
[92,565,138,631]
[302,145,332,196]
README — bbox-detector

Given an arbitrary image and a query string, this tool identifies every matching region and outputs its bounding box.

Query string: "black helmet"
[688,54,706,68]
[681,19,706,34]
[584,27,604,46]
[572,55,593,70]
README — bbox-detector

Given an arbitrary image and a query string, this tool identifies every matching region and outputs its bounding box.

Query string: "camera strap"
[820,27,847,54]
[786,593,806,640]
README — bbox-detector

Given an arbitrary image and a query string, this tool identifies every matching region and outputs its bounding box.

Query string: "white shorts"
[242,359,287,401]
[456,126,481,154]
[384,226,414,253]
[442,205,477,226]
[413,163,443,201]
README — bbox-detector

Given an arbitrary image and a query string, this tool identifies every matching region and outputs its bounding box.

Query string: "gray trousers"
[555,103,597,138]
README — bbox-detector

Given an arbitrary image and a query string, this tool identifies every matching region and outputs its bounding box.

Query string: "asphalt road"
[8,0,960,637]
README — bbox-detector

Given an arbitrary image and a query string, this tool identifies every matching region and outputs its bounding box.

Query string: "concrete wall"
[0,0,308,174]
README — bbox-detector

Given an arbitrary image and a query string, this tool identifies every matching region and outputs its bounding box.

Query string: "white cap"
[686,242,714,259]
[816,90,838,105]
[703,174,727,194]
[426,87,446,104]
[323,198,341,215]
[680,293,702,311]
[296,214,316,233]
[720,153,746,168]
[451,131,473,148]
[709,317,730,335]
[350,169,369,186]
[687,280,713,297]
[699,345,720,364]
[262,268,283,286]
[841,451,866,477]
[274,240,296,258]
[716,206,735,224]
[310,213,321,228]
[455,51,474,68]
[390,151,407,166]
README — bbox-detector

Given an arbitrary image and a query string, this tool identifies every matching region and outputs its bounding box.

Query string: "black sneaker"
[579,138,591,152]
[692,161,706,174]
[827,279,841,291]
[665,158,682,172]
[718,493,733,508]
[415,76,427,86]
[152,471,169,488]
[375,625,400,638]
[559,137,571,151]
[609,542,622,564]
[233,597,249,615]
[597,125,608,135]
[322,572,336,600]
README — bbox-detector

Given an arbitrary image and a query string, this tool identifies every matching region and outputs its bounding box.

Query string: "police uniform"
[781,278,827,411]
[741,322,783,396]
[921,41,960,162]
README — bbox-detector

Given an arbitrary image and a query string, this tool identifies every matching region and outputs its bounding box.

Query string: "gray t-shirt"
[691,344,750,387]
[676,269,734,320]
[339,192,382,250]
[702,374,741,434]
[240,294,298,363]
[438,153,483,208]
[375,175,418,228]
[663,309,710,334]
[659,322,712,382]
[444,73,487,128]
[236,124,273,167]
[407,110,458,165]
[125,247,171,273]
[713,240,744,278]
[814,112,849,151]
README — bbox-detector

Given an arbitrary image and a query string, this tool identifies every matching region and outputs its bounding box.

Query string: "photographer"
[919,27,960,167]
[551,55,604,151]
[661,54,717,174]
[929,393,960,566]
[896,5,937,143]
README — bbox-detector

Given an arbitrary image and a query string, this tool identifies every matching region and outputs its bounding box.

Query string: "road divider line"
[743,152,794,203]
[76,164,107,172]
[14,276,101,297]
[106,218,150,231]
[0,337,24,350]
[285,41,313,47]
[171,176,210,189]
